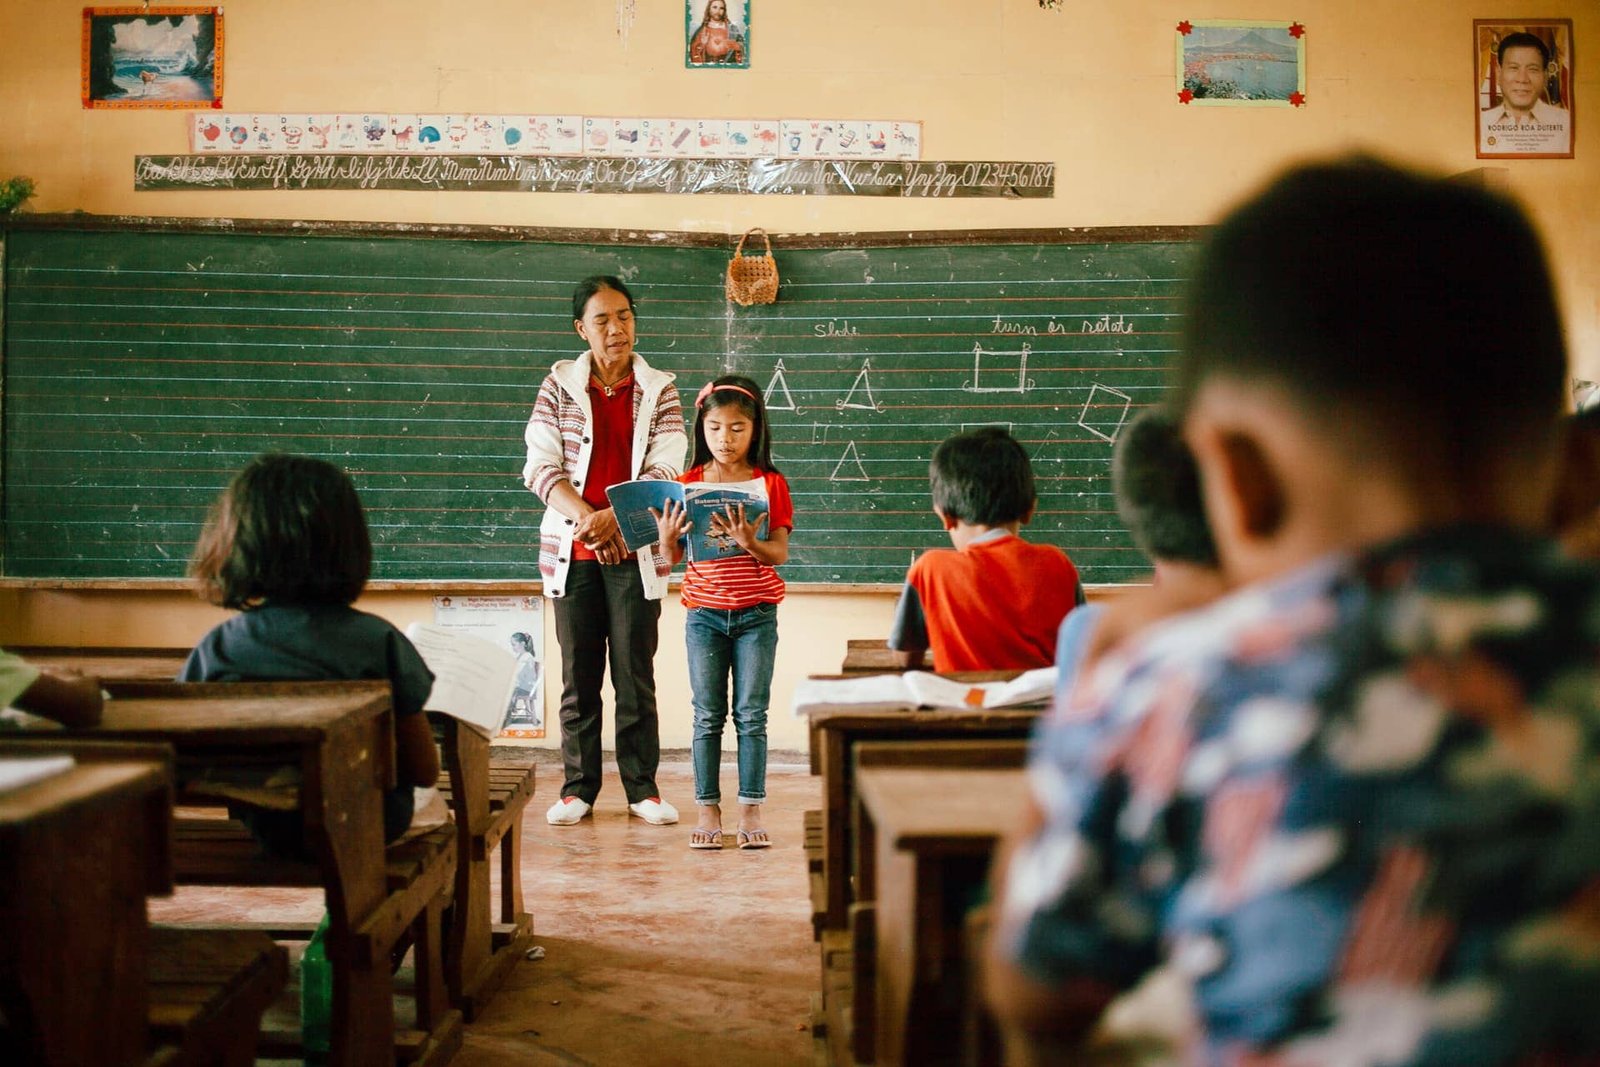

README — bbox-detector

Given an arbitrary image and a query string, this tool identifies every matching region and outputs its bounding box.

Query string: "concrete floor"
[152,757,822,1066]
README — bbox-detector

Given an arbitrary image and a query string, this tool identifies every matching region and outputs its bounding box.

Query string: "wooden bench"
[431,721,536,1020]
[0,739,286,1067]
[147,927,288,1067]
[15,645,525,1021]
[81,680,462,1067]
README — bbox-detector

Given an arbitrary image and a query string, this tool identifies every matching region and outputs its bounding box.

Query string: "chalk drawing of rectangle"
[966,342,1032,394]
[960,422,1014,433]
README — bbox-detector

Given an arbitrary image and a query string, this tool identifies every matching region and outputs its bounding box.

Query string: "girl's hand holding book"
[709,503,761,551]
[649,499,691,564]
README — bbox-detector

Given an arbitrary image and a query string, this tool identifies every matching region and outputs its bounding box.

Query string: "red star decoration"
[1289,91,1306,107]
[1179,88,1194,104]
[1288,22,1305,38]
[1177,20,1193,35]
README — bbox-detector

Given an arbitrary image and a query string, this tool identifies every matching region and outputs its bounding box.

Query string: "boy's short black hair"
[189,453,372,609]
[1175,156,1565,480]
[1113,407,1218,567]
[929,426,1035,526]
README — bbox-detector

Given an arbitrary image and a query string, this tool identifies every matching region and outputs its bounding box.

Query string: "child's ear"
[1020,498,1037,526]
[1206,428,1286,544]
[933,505,958,532]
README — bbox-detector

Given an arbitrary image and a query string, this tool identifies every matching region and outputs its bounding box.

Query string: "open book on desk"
[606,478,770,563]
[792,667,1056,716]
[404,623,517,739]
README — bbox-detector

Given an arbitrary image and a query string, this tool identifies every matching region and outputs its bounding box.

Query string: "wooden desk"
[841,639,929,676]
[804,687,1043,932]
[86,680,397,1067]
[10,646,188,682]
[0,751,173,1066]
[856,766,1028,1067]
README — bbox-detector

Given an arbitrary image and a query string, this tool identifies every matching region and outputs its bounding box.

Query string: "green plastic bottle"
[300,913,332,1061]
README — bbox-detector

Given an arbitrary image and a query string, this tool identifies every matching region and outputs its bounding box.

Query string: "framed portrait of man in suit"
[1476,20,1574,159]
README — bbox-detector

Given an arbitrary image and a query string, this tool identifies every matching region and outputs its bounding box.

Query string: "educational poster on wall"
[686,0,749,68]
[81,6,222,109]
[431,596,545,740]
[192,114,920,160]
[1176,20,1306,107]
[1475,20,1574,160]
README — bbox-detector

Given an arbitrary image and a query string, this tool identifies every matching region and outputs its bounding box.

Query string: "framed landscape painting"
[1177,20,1306,107]
[82,6,223,109]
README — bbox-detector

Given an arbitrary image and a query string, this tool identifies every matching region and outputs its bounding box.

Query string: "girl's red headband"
[696,382,759,408]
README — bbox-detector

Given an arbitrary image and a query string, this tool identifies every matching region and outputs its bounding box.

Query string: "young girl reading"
[180,453,441,858]
[652,375,792,850]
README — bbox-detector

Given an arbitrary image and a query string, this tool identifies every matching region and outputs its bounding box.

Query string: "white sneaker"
[627,797,679,825]
[546,796,592,826]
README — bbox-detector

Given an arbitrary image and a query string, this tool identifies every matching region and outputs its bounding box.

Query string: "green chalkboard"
[1,217,1199,585]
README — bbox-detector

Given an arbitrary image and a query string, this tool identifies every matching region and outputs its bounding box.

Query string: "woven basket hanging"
[725,228,779,306]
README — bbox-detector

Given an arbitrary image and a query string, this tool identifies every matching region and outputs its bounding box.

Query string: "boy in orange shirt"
[888,427,1083,671]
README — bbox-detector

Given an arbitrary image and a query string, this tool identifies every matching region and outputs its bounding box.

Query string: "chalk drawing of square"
[1078,384,1132,443]
[968,343,1029,394]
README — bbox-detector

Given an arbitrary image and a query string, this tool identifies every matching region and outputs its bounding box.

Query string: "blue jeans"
[685,603,778,805]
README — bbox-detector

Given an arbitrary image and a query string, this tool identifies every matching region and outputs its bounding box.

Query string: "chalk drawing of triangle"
[837,359,881,411]
[831,441,870,482]
[764,359,797,412]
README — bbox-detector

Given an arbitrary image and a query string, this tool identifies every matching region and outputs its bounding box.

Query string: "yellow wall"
[2,1,1597,750]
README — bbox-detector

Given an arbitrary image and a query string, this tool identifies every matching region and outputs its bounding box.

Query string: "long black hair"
[691,374,779,472]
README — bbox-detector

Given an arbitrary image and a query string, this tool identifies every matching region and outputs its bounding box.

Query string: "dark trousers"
[551,561,663,805]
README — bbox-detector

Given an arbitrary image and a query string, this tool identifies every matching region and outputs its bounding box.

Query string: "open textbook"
[606,478,770,562]
[0,754,75,794]
[404,622,518,738]
[791,667,1057,716]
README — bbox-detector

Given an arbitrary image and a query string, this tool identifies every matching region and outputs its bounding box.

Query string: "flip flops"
[689,827,724,850]
[737,828,771,850]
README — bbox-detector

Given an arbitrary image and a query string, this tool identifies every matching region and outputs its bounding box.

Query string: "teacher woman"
[523,276,687,827]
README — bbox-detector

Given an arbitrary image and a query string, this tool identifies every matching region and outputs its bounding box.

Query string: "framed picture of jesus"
[686,0,750,70]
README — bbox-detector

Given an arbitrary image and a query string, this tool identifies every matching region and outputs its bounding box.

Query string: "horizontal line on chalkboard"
[13,301,1181,326]
[760,294,1178,305]
[779,278,1186,288]
[17,321,1178,344]
[21,281,1184,311]
[20,266,729,289]
[10,316,730,338]
[9,381,1155,401]
[20,283,732,305]
[10,338,726,361]
[13,373,543,392]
